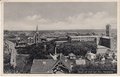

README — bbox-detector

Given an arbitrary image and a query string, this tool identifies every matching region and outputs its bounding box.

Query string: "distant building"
[46,37,56,41]
[75,58,86,65]
[25,26,42,45]
[34,26,41,44]
[27,37,34,45]
[55,40,68,46]
[68,35,99,45]
[68,53,76,60]
[15,26,42,48]
[15,41,28,48]
[97,45,109,55]
[99,36,111,48]
[106,24,111,37]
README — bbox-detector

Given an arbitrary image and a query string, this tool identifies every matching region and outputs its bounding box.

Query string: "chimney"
[44,44,47,52]
[55,46,57,55]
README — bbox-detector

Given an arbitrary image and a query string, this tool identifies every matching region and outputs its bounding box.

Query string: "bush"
[4,53,11,64]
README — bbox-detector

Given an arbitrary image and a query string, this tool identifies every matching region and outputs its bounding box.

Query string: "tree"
[57,41,97,56]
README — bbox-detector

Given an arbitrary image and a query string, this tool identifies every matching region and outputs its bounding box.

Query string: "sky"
[4,2,117,30]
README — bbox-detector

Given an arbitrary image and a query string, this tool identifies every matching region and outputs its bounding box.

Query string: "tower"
[106,24,111,37]
[106,24,113,49]
[34,25,40,45]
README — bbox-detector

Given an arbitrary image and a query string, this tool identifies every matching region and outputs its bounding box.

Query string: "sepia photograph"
[3,2,117,74]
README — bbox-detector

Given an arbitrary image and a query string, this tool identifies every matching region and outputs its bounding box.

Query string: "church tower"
[34,25,40,45]
[106,24,111,37]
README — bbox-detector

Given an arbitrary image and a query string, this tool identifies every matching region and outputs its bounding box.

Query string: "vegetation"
[57,41,97,56]
[17,41,97,58]
[28,43,49,59]
[72,61,117,74]
[4,53,32,73]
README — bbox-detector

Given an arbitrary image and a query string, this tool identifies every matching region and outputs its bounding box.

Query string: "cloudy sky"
[4,2,117,30]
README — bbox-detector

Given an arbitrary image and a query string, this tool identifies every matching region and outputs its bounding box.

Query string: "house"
[68,53,76,60]
[97,45,109,55]
[68,35,98,43]
[75,58,86,65]
[31,59,56,74]
[31,54,74,74]
[85,51,96,61]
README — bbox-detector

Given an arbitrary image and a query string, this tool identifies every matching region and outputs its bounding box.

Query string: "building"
[34,25,41,44]
[55,40,68,46]
[75,58,86,65]
[106,24,111,37]
[25,26,42,45]
[97,45,109,55]
[31,59,56,74]
[31,54,74,74]
[27,37,34,45]
[68,53,76,60]
[99,36,111,48]
[85,51,96,61]
[68,36,99,45]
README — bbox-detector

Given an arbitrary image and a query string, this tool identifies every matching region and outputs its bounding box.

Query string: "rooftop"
[31,59,56,74]
[30,54,74,74]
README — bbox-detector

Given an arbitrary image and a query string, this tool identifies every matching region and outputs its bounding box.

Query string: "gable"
[51,60,70,73]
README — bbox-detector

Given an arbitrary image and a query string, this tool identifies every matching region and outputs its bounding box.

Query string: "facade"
[75,58,86,65]
[26,26,41,45]
[68,35,99,45]
[27,37,34,45]
[99,36,111,48]
[97,45,109,55]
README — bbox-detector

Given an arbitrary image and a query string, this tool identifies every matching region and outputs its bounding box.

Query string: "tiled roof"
[31,55,74,73]
[31,59,56,74]
[58,54,73,70]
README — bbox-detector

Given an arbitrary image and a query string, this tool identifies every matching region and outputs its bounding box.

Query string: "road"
[5,40,17,67]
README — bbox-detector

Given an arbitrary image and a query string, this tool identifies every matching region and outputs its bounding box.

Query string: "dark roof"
[31,54,74,74]
[52,54,73,71]
[31,59,56,74]
[60,54,73,70]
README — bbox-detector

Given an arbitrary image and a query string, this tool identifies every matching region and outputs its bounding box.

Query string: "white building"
[68,36,99,45]
[85,51,96,61]
[75,58,86,65]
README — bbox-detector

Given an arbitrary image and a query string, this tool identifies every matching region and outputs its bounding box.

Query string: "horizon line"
[4,28,117,31]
